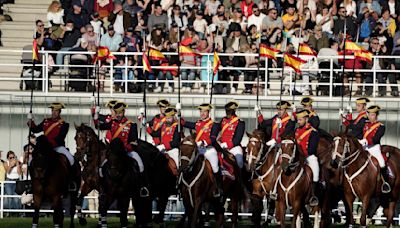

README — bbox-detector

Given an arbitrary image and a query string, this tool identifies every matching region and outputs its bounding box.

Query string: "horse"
[74,123,107,226]
[30,135,81,228]
[244,129,280,227]
[179,135,242,228]
[276,135,319,228]
[332,133,400,227]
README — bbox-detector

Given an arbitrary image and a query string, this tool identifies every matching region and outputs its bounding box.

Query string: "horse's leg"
[32,193,42,228]
[69,189,79,228]
[52,195,64,228]
[214,200,225,228]
[320,190,331,228]
[360,194,372,227]
[291,201,301,228]
[386,201,396,228]
[76,183,91,226]
[98,192,110,228]
[117,197,130,228]
[343,191,355,227]
[191,202,201,228]
[251,196,262,227]
[202,202,210,227]
[278,199,286,228]
[154,196,169,227]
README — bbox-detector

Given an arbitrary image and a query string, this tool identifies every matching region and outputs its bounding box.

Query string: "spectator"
[317,0,337,15]
[100,25,123,51]
[258,0,275,14]
[182,26,200,47]
[297,0,317,22]
[193,11,208,39]
[205,0,221,17]
[267,27,284,50]
[318,38,339,67]
[226,23,248,52]
[213,12,229,37]
[4,151,22,212]
[280,0,296,13]
[339,0,356,18]
[301,7,316,31]
[66,1,89,30]
[316,6,333,36]
[80,0,95,15]
[261,8,283,31]
[180,44,197,93]
[282,5,300,34]
[114,42,130,92]
[147,26,164,50]
[94,0,114,21]
[147,4,168,32]
[333,7,357,39]
[308,25,329,52]
[169,5,188,32]
[378,9,397,38]
[393,26,400,54]
[223,0,240,11]
[247,5,266,31]
[56,20,82,67]
[357,8,376,43]
[229,8,247,32]
[90,11,104,35]
[108,0,132,36]
[20,144,33,181]
[240,0,255,18]
[0,150,5,182]
[197,38,213,93]
[35,20,46,47]
[137,0,153,16]
[359,0,382,16]
[382,0,400,19]
[80,24,99,47]
[156,40,177,93]
[123,27,141,53]
[247,24,260,45]
[211,5,226,23]
[123,0,140,21]
[243,43,258,94]
[47,1,64,28]
[168,23,180,48]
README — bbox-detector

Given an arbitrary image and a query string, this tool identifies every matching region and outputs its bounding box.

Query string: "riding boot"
[139,170,150,198]
[309,182,319,207]
[213,170,223,199]
[381,167,391,193]
[68,163,79,192]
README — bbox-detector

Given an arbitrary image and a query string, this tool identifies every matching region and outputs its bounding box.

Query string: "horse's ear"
[330,130,338,137]
[246,131,252,138]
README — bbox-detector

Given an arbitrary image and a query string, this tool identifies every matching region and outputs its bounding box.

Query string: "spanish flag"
[142,52,152,73]
[259,44,279,61]
[180,37,193,46]
[213,51,220,75]
[149,48,167,61]
[93,46,116,63]
[344,40,362,53]
[32,39,39,61]
[179,46,200,57]
[284,53,307,74]
[354,50,373,63]
[298,43,317,56]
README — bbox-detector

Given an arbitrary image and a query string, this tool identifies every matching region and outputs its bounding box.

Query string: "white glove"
[266,139,277,147]
[94,106,100,120]
[27,113,34,120]
[346,105,352,114]
[220,142,228,149]
[254,104,261,112]
[292,105,296,113]
[339,109,344,116]
[157,144,166,152]
[196,141,203,147]
[139,107,145,114]
[358,139,368,147]
[176,102,182,111]
[90,96,95,103]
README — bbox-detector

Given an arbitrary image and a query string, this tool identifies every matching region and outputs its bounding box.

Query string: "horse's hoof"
[79,217,87,226]
[203,221,210,227]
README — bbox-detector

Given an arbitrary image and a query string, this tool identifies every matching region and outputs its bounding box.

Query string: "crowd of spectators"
[32,0,400,96]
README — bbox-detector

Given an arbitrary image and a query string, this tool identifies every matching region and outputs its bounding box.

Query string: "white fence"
[2,49,400,99]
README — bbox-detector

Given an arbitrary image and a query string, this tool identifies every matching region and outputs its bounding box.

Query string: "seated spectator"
[168,23,180,49]
[4,151,21,212]
[301,7,316,31]
[229,8,247,32]
[371,22,393,53]
[147,4,168,32]
[280,0,296,13]
[205,0,220,18]
[56,20,82,67]
[213,12,229,37]
[258,0,275,14]
[308,25,329,52]
[378,9,397,38]
[282,5,300,34]
[90,11,104,35]
[316,6,333,36]
[80,24,99,47]
[123,27,141,54]
[47,1,64,27]
[35,20,46,47]
[247,5,266,31]
[318,38,339,67]
[100,25,123,51]
[339,0,356,18]
[261,8,283,32]
[211,5,226,23]
[155,40,177,93]
[123,0,141,22]
[267,27,284,50]
[193,11,208,39]
[66,1,89,31]
[137,0,153,16]
[247,24,260,45]
[226,23,248,52]
[357,8,376,43]
[94,0,114,21]
[382,0,399,19]
[108,0,132,36]
[147,26,164,50]
[333,7,357,39]
[358,0,381,17]
[393,27,400,54]
[169,5,188,32]
[182,26,200,47]
[223,0,241,11]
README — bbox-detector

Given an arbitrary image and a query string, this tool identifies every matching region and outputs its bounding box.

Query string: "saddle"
[217,153,236,181]
[165,154,178,176]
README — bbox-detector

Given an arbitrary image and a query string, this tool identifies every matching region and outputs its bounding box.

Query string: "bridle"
[75,129,93,163]
[332,136,361,168]
[280,139,297,165]
[180,139,197,168]
[246,137,264,170]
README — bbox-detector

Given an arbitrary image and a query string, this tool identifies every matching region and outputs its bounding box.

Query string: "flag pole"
[142,46,150,142]
[177,27,182,170]
[339,16,347,132]
[348,28,360,106]
[279,54,286,104]
[28,35,36,178]
[255,47,261,127]
[210,37,218,104]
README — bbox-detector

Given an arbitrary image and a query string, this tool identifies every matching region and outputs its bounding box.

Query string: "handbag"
[15,180,32,195]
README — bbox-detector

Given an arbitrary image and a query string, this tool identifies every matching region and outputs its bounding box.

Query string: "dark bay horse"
[179,135,242,228]
[332,133,400,227]
[277,136,318,228]
[245,129,280,227]
[74,123,107,226]
[31,135,81,228]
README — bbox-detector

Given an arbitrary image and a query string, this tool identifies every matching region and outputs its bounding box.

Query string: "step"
[3,3,50,10]
[2,29,37,38]
[7,12,47,22]
[3,6,47,14]
[15,0,53,5]
[1,40,31,49]
[0,65,23,73]
[0,22,35,30]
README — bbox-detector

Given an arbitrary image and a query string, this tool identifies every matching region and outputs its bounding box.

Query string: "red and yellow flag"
[180,37,193,46]
[344,40,362,53]
[298,43,317,56]
[179,46,200,57]
[259,44,279,61]
[93,46,116,63]
[213,51,221,75]
[32,39,39,61]
[142,52,152,73]
[149,48,167,61]
[284,53,307,74]
[354,50,373,63]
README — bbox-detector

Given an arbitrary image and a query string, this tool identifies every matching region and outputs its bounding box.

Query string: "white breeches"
[306,155,319,182]
[127,151,144,172]
[366,144,385,168]
[54,146,74,166]
[165,148,180,168]
[201,147,219,173]
[228,146,243,169]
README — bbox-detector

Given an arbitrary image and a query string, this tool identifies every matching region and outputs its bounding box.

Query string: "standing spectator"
[357,8,376,43]
[240,0,255,19]
[100,25,123,51]
[94,0,114,22]
[108,0,132,36]
[258,0,275,14]
[243,43,258,94]
[316,6,333,36]
[193,11,208,39]
[180,46,197,93]
[147,4,168,32]
[47,1,64,28]
[56,20,82,68]
[4,151,21,212]
[333,7,357,39]
[301,7,316,31]
[66,1,89,30]
[169,5,188,32]
[339,0,356,18]
[308,25,329,52]
[197,38,213,93]
[20,144,33,181]
[0,150,5,182]
[262,8,283,31]
[247,5,266,31]
[358,0,381,16]
[382,0,400,19]
[282,5,300,34]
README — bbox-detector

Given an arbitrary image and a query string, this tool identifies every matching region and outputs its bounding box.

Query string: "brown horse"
[74,123,107,226]
[276,135,319,228]
[245,129,280,227]
[332,133,400,227]
[31,135,81,228]
[179,135,242,228]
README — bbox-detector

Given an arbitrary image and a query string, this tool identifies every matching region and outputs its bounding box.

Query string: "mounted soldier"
[342,97,370,139]
[182,103,222,197]
[299,96,320,129]
[92,99,119,143]
[97,101,150,197]
[358,105,390,193]
[257,101,295,147]
[294,109,320,206]
[147,99,170,145]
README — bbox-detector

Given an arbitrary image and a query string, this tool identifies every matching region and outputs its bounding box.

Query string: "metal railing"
[1,49,400,100]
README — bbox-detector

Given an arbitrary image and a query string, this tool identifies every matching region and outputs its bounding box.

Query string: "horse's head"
[280,135,298,174]
[74,123,96,162]
[180,135,198,170]
[107,138,127,179]
[331,133,361,167]
[31,135,52,179]
[245,130,266,172]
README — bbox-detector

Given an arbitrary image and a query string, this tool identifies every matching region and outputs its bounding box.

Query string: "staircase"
[0,0,50,90]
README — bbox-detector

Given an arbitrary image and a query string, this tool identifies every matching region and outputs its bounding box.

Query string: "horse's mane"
[108,138,127,158]
[76,123,97,139]
[34,135,55,158]
[339,132,364,153]
[136,139,166,165]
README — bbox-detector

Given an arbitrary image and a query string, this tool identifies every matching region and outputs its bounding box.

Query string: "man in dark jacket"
[108,0,132,36]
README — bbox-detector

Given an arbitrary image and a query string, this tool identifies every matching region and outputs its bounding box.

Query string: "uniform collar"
[201,117,211,122]
[299,122,311,129]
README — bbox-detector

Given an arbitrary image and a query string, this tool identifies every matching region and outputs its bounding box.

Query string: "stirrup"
[269,192,277,201]
[309,196,319,207]
[381,182,391,194]
[140,187,150,198]
[68,182,78,192]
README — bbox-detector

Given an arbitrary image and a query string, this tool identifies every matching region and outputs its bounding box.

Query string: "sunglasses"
[372,42,379,45]
[37,24,44,27]
[8,156,15,159]
[88,30,94,32]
